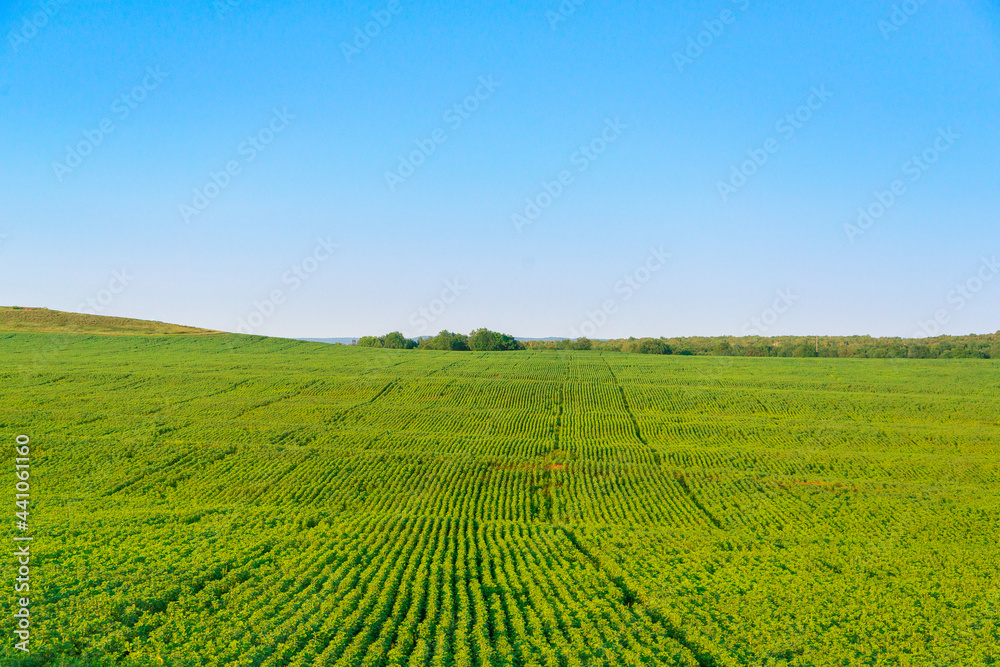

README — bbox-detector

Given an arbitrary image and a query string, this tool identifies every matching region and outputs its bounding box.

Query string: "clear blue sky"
[1,0,998,338]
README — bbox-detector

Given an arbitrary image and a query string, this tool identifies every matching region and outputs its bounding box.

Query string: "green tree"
[713,340,733,356]
[419,331,470,351]
[792,341,818,357]
[636,339,671,355]
[358,332,417,349]
[468,329,523,351]
[382,331,418,349]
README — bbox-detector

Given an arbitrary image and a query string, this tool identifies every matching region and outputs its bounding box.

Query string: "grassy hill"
[0,306,221,335]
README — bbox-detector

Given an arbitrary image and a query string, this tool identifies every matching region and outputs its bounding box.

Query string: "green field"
[2,332,998,666]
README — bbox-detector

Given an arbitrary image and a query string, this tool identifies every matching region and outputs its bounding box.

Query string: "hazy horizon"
[5,305,999,342]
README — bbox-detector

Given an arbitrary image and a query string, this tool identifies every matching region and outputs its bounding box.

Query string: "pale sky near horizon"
[1,1,998,339]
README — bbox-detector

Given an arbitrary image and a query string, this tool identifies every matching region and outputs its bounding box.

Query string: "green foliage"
[1,334,998,666]
[365,329,522,352]
[358,332,418,349]
[636,339,672,355]
[418,330,470,351]
[792,341,818,357]
[467,328,524,351]
[527,333,1000,359]
[382,331,418,349]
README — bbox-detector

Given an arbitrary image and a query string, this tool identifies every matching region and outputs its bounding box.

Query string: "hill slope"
[0,306,221,335]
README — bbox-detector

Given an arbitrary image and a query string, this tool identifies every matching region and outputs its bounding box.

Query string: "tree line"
[355,330,1000,359]
[357,329,524,352]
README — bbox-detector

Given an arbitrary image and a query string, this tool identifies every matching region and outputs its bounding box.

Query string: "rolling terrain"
[0,307,221,335]
[1,330,998,666]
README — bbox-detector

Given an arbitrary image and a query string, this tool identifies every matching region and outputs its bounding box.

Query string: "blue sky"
[1,0,998,338]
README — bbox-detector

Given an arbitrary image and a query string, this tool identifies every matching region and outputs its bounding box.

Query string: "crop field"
[1,333,998,666]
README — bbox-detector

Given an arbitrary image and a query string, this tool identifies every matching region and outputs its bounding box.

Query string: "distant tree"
[636,339,672,355]
[468,328,523,351]
[358,332,417,349]
[382,331,418,349]
[792,342,818,358]
[713,340,733,356]
[363,330,1000,359]
[419,330,470,351]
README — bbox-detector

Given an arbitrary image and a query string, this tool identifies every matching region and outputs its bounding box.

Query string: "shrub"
[637,339,672,355]
[468,329,523,352]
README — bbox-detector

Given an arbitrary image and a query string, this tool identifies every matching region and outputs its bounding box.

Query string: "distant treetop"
[355,329,1000,359]
[358,329,525,352]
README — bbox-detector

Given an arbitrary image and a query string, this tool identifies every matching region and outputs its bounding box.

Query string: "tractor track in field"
[558,526,725,667]
[601,355,647,445]
[237,378,323,416]
[102,446,238,497]
[325,380,398,428]
[675,473,725,530]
